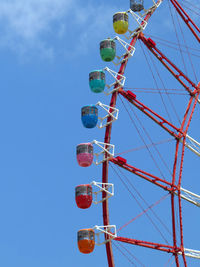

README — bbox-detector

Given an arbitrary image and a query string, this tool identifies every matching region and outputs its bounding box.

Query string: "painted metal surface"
[101,0,200,266]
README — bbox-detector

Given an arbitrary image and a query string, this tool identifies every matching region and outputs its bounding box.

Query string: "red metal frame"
[110,156,176,192]
[119,89,181,138]
[101,0,200,266]
[115,236,181,254]
[139,33,197,95]
[169,0,200,43]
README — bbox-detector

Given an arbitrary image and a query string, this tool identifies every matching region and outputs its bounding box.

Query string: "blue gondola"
[81,105,98,128]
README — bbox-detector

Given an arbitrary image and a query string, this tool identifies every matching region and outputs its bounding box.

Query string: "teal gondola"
[89,70,106,93]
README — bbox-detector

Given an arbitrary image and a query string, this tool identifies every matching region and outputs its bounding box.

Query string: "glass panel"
[82,106,90,116]
[87,186,92,195]
[76,185,92,196]
[82,106,98,116]
[130,0,144,4]
[100,72,105,80]
[100,40,116,50]
[78,231,89,240]
[113,13,128,23]
[88,145,93,154]
[76,186,87,196]
[77,144,93,154]
[91,107,98,115]
[89,71,100,81]
[78,230,94,241]
[89,231,95,240]
[130,0,144,11]
[94,107,98,116]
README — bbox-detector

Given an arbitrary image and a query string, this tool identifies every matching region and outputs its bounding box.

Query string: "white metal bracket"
[93,225,117,245]
[96,101,119,128]
[91,181,114,204]
[178,248,200,259]
[179,187,200,207]
[112,36,136,66]
[152,0,162,8]
[181,134,200,157]
[123,9,148,40]
[104,67,126,95]
[128,9,148,30]
[142,0,162,17]
[92,140,115,165]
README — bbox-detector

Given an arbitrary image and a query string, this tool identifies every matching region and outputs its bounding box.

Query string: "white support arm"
[152,0,162,8]
[104,67,126,95]
[92,140,115,165]
[112,36,136,66]
[179,248,200,259]
[91,181,114,204]
[96,101,119,128]
[127,9,148,30]
[180,187,200,207]
[93,225,117,245]
[181,134,200,157]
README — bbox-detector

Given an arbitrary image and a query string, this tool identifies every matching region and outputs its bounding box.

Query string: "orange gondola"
[77,229,95,254]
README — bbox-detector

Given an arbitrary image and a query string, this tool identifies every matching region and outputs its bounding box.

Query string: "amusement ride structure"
[75,0,200,266]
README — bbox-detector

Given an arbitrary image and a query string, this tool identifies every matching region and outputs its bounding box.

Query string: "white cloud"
[0,0,75,59]
[0,0,72,39]
[0,0,117,60]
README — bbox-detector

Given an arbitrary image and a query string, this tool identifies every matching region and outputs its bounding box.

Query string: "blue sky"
[0,0,199,266]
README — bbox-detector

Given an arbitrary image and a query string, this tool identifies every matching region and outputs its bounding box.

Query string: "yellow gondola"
[113,12,129,34]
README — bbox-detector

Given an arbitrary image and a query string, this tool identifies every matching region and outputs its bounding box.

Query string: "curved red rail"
[102,2,163,266]
[101,1,200,266]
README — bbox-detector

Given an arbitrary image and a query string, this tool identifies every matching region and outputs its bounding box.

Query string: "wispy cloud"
[0,0,117,60]
[0,0,73,59]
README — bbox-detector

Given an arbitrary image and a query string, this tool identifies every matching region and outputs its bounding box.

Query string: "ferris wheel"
[75,0,200,266]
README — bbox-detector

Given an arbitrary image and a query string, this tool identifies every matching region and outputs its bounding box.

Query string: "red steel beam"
[119,89,181,138]
[139,34,198,95]
[115,236,181,254]
[170,0,200,43]
[110,156,176,192]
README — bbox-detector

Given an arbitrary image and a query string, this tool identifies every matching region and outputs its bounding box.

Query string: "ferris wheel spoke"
[110,157,174,191]
[119,89,181,138]
[169,0,200,43]
[111,156,200,209]
[139,34,198,95]
[115,236,179,254]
